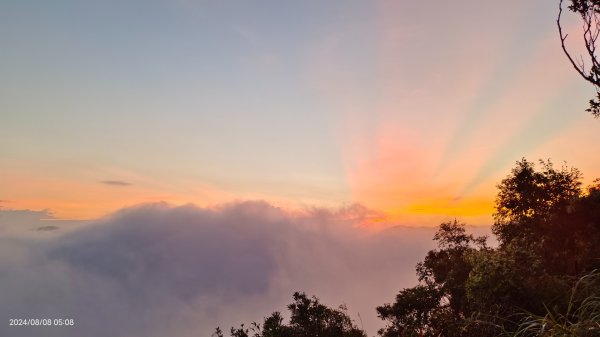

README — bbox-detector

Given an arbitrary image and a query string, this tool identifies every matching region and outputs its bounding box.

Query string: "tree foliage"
[377,159,600,337]
[376,285,443,337]
[214,292,366,337]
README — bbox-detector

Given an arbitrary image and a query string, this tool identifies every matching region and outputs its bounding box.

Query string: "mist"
[0,202,490,337]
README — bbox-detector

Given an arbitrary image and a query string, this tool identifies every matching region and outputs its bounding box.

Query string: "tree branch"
[558,0,600,85]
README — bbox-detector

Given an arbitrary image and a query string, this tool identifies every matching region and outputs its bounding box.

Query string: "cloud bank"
[0,202,485,337]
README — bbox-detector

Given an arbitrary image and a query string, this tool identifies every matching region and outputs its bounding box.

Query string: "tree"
[416,220,487,318]
[492,159,581,248]
[378,221,488,337]
[378,159,600,337]
[557,0,600,117]
[491,158,599,278]
[465,244,569,317]
[286,292,365,337]
[215,292,366,337]
[376,285,443,337]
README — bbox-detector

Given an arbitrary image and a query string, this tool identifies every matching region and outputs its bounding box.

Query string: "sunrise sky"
[4,2,600,337]
[2,0,600,226]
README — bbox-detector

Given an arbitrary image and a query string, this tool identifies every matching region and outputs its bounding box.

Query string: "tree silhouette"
[214,292,366,337]
[377,159,600,337]
[558,0,600,117]
[376,285,443,337]
[492,159,581,247]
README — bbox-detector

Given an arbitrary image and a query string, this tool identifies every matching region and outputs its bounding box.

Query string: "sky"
[2,0,600,226]
[1,0,600,335]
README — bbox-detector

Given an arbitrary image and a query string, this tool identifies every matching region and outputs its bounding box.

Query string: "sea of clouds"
[0,201,490,337]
